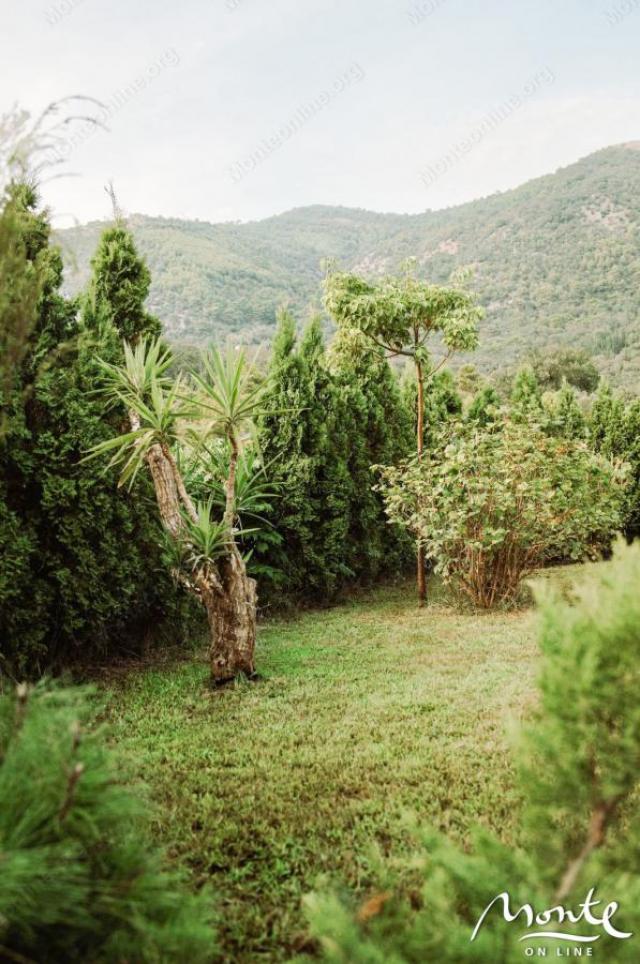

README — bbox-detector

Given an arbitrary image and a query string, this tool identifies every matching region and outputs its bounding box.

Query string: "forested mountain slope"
[59,143,640,387]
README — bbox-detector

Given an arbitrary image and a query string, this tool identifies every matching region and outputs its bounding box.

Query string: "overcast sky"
[3,0,640,226]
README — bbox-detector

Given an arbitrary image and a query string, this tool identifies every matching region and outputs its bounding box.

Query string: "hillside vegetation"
[59,144,640,387]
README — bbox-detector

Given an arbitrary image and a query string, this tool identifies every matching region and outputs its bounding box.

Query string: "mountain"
[58,144,640,388]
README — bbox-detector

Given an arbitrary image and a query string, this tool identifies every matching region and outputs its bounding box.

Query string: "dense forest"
[59,144,640,388]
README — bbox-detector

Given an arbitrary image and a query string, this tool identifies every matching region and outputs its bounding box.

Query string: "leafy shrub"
[305,540,640,962]
[0,680,216,962]
[377,418,627,607]
[590,384,640,540]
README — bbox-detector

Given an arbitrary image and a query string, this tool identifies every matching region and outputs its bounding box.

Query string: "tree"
[328,327,414,582]
[377,417,626,608]
[589,383,627,456]
[510,365,542,422]
[82,221,161,343]
[456,361,482,396]
[528,346,600,394]
[324,265,482,603]
[89,339,266,682]
[0,185,46,434]
[542,382,587,439]
[401,365,463,449]
[0,680,215,962]
[305,540,640,961]
[0,188,174,676]
[258,313,353,599]
[466,384,501,426]
[590,384,640,540]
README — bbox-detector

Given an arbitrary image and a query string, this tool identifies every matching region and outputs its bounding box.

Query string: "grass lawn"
[106,577,543,962]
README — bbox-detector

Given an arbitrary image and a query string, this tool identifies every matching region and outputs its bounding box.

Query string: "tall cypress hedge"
[0,191,179,676]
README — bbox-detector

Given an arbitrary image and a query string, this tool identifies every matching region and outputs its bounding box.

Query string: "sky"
[3,0,640,226]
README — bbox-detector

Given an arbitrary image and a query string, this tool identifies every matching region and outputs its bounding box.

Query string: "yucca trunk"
[203,429,257,682]
[201,548,257,682]
[132,417,257,682]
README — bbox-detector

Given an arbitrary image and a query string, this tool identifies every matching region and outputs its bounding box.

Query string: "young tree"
[510,364,543,422]
[324,265,482,603]
[466,384,501,426]
[542,382,587,439]
[89,339,265,682]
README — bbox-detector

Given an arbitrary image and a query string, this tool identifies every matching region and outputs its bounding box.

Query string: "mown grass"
[106,578,542,962]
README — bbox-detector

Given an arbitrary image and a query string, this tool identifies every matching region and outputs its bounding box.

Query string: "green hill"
[58,143,640,387]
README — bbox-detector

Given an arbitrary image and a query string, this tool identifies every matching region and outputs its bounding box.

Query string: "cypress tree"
[543,382,587,439]
[589,382,627,455]
[466,384,501,426]
[510,365,543,422]
[259,314,352,599]
[329,328,413,581]
[590,384,640,540]
[0,189,177,675]
[82,222,161,342]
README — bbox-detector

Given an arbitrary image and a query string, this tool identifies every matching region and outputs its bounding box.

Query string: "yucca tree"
[88,338,267,682]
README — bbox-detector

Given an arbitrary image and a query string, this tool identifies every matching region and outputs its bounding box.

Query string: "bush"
[0,681,216,962]
[377,418,627,607]
[305,540,640,962]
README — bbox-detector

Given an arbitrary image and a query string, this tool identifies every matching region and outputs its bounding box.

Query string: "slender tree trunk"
[415,359,427,605]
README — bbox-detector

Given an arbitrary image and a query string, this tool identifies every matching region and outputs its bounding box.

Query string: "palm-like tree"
[190,345,267,529]
[87,337,266,682]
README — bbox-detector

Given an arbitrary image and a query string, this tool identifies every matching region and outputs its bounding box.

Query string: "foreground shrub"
[0,681,215,962]
[305,540,640,962]
[377,418,626,607]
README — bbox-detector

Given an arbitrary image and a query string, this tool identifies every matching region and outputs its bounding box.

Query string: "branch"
[425,349,454,383]
[164,446,198,524]
[58,762,85,823]
[367,335,414,358]
[554,796,621,903]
